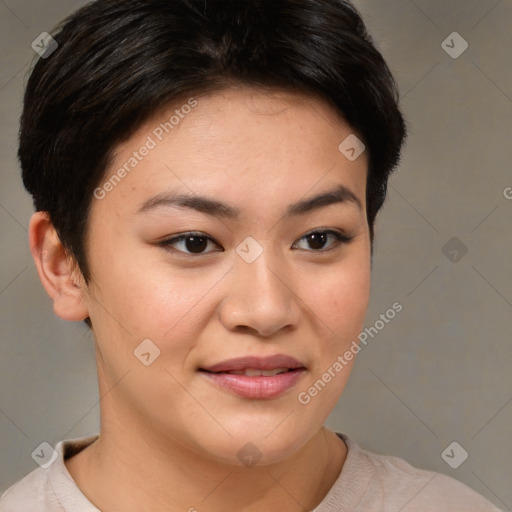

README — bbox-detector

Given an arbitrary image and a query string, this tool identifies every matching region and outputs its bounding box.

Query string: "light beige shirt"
[0,433,502,511]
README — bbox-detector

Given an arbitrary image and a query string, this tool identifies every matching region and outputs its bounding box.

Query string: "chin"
[199,425,314,468]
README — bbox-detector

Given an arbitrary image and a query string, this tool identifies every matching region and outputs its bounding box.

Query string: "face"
[82,87,371,465]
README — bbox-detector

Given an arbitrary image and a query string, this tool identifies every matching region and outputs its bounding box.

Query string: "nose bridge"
[220,236,300,336]
[235,236,286,303]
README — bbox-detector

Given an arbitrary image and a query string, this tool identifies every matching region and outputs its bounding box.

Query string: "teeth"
[260,368,289,376]
[225,368,290,376]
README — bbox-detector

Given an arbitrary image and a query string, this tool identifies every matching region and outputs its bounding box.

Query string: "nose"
[218,246,301,338]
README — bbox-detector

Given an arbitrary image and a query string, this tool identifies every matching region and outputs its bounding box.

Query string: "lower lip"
[200,369,306,399]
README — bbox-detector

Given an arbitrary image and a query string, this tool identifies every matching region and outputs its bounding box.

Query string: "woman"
[0,0,501,510]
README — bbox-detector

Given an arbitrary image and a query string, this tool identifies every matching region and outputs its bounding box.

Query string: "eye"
[292,229,353,252]
[158,232,221,255]
[158,229,353,256]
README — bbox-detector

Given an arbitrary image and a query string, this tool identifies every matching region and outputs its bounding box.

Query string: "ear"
[28,212,90,322]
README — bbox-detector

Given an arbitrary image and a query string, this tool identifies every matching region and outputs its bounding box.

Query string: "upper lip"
[200,355,306,373]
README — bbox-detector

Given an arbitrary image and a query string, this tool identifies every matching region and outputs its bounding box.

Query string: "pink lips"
[200,354,306,399]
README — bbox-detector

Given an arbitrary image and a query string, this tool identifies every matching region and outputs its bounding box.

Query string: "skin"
[29,86,371,512]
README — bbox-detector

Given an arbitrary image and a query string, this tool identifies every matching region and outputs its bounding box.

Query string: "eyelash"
[157,229,354,256]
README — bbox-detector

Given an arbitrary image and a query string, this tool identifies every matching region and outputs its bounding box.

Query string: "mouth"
[200,367,296,377]
[198,355,306,399]
[199,354,306,373]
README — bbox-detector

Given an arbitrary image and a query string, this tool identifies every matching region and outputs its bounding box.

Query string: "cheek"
[100,256,221,346]
[331,269,370,326]
[304,255,370,348]
[296,261,369,417]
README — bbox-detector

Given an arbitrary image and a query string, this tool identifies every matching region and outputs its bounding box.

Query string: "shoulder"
[360,449,499,511]
[330,434,502,512]
[0,467,55,512]
[0,435,100,512]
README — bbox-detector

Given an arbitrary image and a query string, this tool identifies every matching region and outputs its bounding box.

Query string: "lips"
[199,355,306,399]
[200,355,305,374]
[222,368,290,376]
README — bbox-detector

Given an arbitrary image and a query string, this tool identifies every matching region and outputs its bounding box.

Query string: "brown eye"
[293,230,352,252]
[158,229,352,256]
[158,232,220,255]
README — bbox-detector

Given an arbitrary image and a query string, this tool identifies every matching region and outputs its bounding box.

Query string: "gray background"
[0,0,511,509]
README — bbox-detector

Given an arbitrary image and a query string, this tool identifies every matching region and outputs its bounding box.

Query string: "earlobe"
[28,212,90,322]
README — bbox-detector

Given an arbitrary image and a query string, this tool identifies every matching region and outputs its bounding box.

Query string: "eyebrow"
[137,183,363,219]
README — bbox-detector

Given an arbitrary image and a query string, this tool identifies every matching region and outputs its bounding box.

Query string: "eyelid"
[157,228,353,256]
[157,231,222,254]
[291,229,353,252]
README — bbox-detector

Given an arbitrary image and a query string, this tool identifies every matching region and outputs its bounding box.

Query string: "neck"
[65,422,346,512]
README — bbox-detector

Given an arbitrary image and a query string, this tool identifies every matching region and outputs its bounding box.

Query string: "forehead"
[94,86,368,217]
